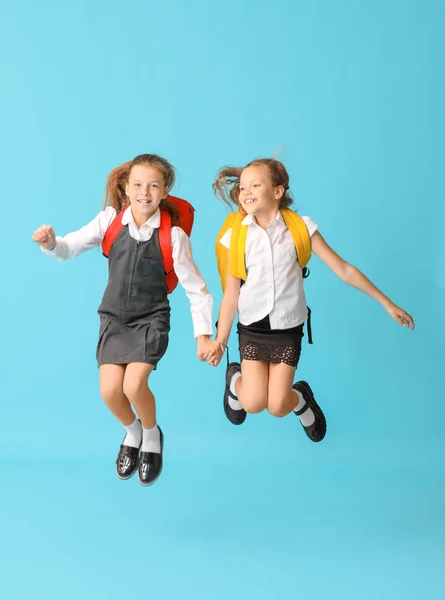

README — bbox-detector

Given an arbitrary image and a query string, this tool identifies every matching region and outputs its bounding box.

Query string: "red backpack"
[101,196,195,294]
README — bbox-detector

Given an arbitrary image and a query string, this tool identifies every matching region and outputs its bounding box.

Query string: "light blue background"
[1,1,444,599]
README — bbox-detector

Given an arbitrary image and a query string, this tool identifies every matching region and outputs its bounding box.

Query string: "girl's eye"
[134,183,141,187]
[151,184,158,189]
[253,184,260,187]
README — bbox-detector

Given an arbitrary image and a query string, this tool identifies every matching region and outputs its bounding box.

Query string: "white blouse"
[219,211,319,328]
[43,206,213,338]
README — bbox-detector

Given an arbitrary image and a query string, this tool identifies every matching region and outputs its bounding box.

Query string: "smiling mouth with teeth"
[138,199,152,204]
[244,198,257,205]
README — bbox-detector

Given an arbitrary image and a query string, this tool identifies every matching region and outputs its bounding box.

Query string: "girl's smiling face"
[126,165,169,219]
[239,165,284,215]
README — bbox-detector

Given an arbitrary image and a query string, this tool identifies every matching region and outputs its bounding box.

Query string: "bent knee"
[267,397,291,418]
[241,393,268,414]
[123,378,149,400]
[100,383,123,405]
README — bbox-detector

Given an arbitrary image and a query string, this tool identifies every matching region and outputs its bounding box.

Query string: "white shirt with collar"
[43,206,213,338]
[219,211,319,329]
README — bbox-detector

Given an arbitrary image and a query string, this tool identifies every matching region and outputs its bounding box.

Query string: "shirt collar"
[241,210,286,228]
[121,206,161,229]
[241,213,255,226]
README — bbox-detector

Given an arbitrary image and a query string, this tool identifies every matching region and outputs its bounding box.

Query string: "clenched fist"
[32,225,56,251]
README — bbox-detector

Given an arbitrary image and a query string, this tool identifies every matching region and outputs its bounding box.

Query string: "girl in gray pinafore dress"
[33,154,223,487]
[97,217,171,369]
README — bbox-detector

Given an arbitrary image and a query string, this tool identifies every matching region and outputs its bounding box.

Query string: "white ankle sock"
[141,425,161,454]
[293,390,315,427]
[228,372,243,411]
[123,419,142,448]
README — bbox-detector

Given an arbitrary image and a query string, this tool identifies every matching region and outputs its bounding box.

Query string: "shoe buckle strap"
[295,402,310,416]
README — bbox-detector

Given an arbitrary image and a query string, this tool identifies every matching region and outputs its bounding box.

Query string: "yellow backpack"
[215,208,312,291]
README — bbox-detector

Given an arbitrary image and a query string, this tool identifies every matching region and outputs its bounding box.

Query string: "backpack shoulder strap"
[281,208,312,268]
[216,212,237,292]
[216,212,237,246]
[158,209,173,274]
[229,212,248,281]
[102,207,127,258]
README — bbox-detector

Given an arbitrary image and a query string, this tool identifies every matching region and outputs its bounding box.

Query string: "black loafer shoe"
[138,427,164,487]
[116,444,140,480]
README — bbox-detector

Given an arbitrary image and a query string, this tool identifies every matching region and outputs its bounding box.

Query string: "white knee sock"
[141,424,161,454]
[123,418,142,448]
[228,372,243,411]
[293,390,315,427]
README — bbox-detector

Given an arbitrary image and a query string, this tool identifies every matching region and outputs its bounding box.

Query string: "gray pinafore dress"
[96,225,170,368]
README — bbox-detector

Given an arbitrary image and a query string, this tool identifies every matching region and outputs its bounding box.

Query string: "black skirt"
[237,315,304,367]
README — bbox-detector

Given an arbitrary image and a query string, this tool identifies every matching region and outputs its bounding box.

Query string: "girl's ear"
[275,185,285,200]
[162,187,169,200]
[125,182,129,196]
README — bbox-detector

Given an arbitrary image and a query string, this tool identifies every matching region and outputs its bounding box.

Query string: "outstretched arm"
[311,231,415,330]
[32,207,117,261]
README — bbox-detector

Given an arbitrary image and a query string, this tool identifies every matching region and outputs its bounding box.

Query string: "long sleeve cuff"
[191,294,214,338]
[41,237,70,261]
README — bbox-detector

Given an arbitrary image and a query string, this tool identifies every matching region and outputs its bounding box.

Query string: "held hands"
[32,225,56,250]
[207,338,225,367]
[197,336,225,365]
[385,302,415,330]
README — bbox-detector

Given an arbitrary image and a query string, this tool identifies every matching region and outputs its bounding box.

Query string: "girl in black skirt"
[211,158,414,441]
[33,154,223,485]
